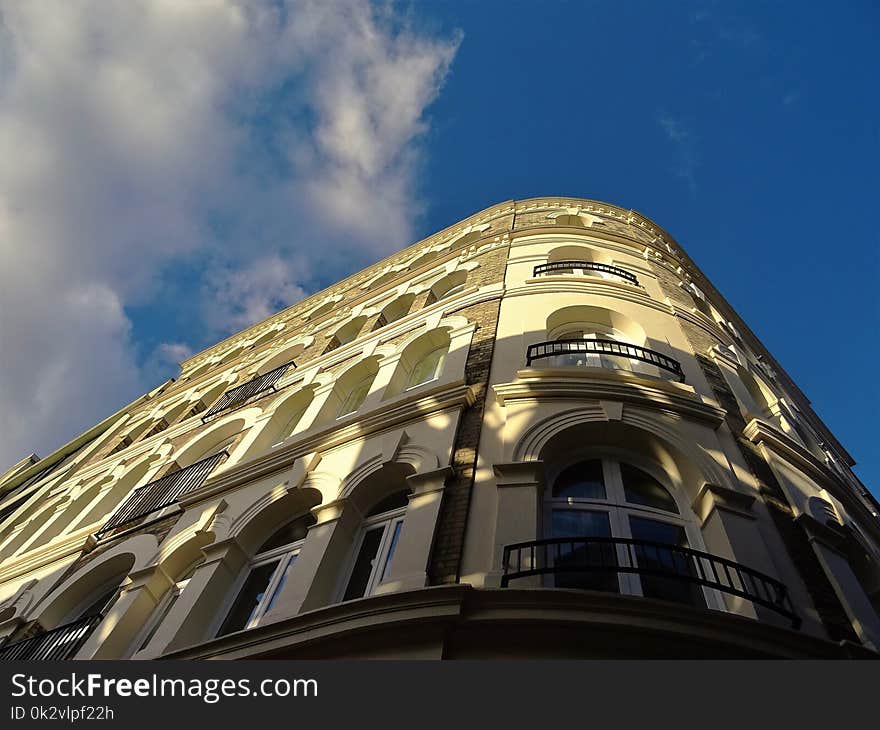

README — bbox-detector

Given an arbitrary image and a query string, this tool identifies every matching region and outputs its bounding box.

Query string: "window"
[545,456,703,607]
[216,514,314,636]
[372,295,415,331]
[405,345,446,390]
[337,372,375,418]
[342,490,409,601]
[135,559,203,652]
[426,271,467,305]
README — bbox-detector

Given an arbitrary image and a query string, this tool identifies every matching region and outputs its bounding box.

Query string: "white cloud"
[0,0,461,469]
[657,112,700,195]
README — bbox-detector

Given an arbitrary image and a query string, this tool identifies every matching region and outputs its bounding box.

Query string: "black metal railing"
[95,452,227,538]
[0,614,103,661]
[533,260,639,285]
[201,362,294,422]
[526,339,685,381]
[501,536,800,628]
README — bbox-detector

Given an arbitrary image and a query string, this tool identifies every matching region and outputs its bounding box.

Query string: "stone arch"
[255,340,306,376]
[547,243,609,265]
[240,385,319,458]
[171,413,255,469]
[384,327,452,398]
[373,293,416,330]
[226,486,324,556]
[33,535,155,629]
[512,406,734,499]
[428,270,468,303]
[323,316,367,353]
[67,457,159,534]
[546,304,647,345]
[315,356,382,424]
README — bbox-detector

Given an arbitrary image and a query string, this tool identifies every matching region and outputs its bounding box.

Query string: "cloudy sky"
[0,1,877,492]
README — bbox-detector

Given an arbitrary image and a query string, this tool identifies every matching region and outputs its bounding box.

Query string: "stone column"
[159,537,249,654]
[799,515,880,651]
[75,566,174,659]
[374,466,453,594]
[488,461,545,588]
[260,499,362,622]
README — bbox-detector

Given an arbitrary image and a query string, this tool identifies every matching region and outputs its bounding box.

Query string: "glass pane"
[628,516,704,608]
[380,521,403,582]
[407,348,446,388]
[258,515,315,553]
[343,526,384,600]
[551,510,617,593]
[337,376,373,417]
[621,463,678,513]
[366,490,410,517]
[552,460,606,500]
[216,561,280,636]
[264,555,298,613]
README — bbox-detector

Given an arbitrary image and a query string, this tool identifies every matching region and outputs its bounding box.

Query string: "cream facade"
[1,197,878,659]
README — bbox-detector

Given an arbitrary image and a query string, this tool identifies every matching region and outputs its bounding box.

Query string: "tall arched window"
[337,372,375,418]
[216,514,315,636]
[545,456,703,607]
[133,558,204,654]
[405,345,447,390]
[341,490,410,601]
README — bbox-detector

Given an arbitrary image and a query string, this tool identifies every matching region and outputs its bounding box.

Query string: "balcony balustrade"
[201,362,294,423]
[95,451,227,538]
[526,339,685,381]
[533,260,639,285]
[0,614,103,661]
[501,536,800,628]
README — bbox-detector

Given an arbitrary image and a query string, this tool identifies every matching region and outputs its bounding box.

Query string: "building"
[1,197,878,660]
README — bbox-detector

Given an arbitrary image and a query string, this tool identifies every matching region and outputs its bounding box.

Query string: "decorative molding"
[493,368,725,426]
[692,482,756,525]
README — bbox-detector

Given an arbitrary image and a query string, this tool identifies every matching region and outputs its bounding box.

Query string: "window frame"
[214,527,308,637]
[338,503,408,602]
[543,451,718,606]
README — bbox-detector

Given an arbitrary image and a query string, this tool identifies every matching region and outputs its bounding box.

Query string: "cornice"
[743,418,880,535]
[0,527,93,586]
[493,368,726,426]
[506,278,672,315]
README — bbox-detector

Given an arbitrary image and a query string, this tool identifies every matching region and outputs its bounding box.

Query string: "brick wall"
[649,258,859,642]
[428,246,507,584]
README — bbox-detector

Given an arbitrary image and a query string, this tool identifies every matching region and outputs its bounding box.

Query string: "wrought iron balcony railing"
[95,452,227,538]
[501,536,800,628]
[202,362,294,423]
[526,338,685,381]
[0,614,103,661]
[533,260,639,285]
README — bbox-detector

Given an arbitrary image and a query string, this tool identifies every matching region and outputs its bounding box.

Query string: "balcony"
[201,362,294,423]
[95,452,227,538]
[526,339,685,381]
[0,614,102,661]
[533,260,639,285]
[501,536,800,628]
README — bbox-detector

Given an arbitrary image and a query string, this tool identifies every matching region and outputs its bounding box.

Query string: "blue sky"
[0,1,877,493]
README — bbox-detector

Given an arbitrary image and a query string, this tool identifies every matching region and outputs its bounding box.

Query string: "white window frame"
[336,372,375,419]
[338,506,407,602]
[543,452,722,608]
[214,535,306,637]
[404,345,447,391]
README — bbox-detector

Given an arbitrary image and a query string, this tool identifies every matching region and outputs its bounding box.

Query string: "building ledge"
[493,367,726,426]
[160,585,875,660]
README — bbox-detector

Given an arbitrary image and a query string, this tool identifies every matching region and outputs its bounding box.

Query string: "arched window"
[323,317,367,354]
[372,294,415,331]
[342,490,410,601]
[406,345,447,390]
[134,558,204,653]
[426,271,467,305]
[337,372,375,418]
[216,514,315,636]
[545,456,702,607]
